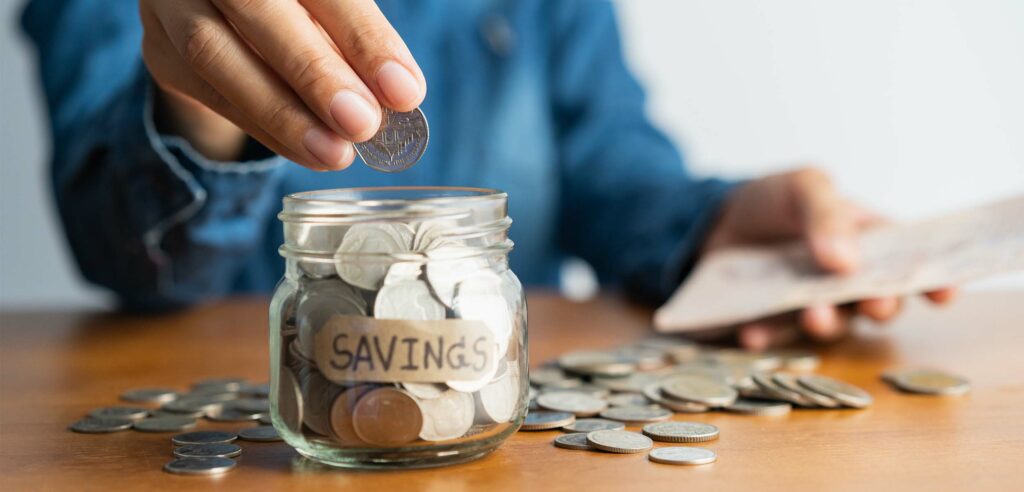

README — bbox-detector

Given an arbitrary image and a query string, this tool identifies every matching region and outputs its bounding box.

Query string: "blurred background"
[1,0,1022,309]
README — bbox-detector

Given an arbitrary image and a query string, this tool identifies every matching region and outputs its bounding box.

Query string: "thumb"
[791,169,860,274]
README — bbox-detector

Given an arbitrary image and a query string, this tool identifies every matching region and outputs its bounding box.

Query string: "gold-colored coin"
[351,388,423,446]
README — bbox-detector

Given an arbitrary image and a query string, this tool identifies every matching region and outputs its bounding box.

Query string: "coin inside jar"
[351,387,423,446]
[329,384,375,445]
[417,390,475,441]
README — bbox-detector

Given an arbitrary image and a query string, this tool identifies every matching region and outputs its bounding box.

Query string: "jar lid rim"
[283,186,507,210]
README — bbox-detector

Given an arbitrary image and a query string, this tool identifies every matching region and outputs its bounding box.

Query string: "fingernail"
[329,91,379,141]
[375,61,422,109]
[302,127,351,169]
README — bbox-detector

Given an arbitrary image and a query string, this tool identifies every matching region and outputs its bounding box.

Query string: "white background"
[1,0,1022,309]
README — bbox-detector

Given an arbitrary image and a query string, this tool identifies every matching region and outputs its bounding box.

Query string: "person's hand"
[701,168,957,350]
[140,0,426,169]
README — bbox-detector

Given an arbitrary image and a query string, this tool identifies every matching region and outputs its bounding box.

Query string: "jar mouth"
[284,186,503,209]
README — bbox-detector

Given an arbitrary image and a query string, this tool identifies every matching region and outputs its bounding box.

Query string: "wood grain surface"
[1,291,1022,492]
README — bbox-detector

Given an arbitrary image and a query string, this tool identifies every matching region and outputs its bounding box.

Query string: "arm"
[551,0,735,304]
[22,0,287,311]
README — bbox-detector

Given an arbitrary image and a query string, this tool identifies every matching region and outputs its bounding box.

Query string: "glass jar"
[269,187,527,469]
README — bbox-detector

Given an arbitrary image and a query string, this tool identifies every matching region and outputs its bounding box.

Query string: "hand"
[140,0,426,170]
[701,168,957,350]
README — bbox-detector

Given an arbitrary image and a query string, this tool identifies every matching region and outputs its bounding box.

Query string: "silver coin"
[536,391,608,417]
[354,107,429,173]
[641,421,720,443]
[402,382,448,400]
[237,425,282,442]
[134,416,197,433]
[192,377,246,393]
[553,432,592,451]
[374,279,446,320]
[258,414,273,425]
[287,221,348,278]
[418,390,476,441]
[172,430,238,446]
[206,408,263,423]
[161,398,223,417]
[660,374,738,407]
[69,417,134,434]
[120,388,179,404]
[475,372,518,424]
[382,260,424,286]
[599,406,673,424]
[773,373,839,408]
[648,446,717,465]
[446,344,499,393]
[89,406,149,421]
[887,368,971,396]
[751,372,814,407]
[452,272,514,357]
[425,245,491,307]
[558,351,636,377]
[335,223,412,290]
[520,411,575,431]
[561,418,625,433]
[163,457,236,476]
[529,367,577,387]
[605,393,653,408]
[641,383,711,413]
[592,373,659,394]
[296,277,367,359]
[240,383,271,398]
[544,384,610,399]
[797,375,873,408]
[412,219,460,252]
[585,430,653,454]
[229,398,271,415]
[173,443,242,459]
[724,399,792,416]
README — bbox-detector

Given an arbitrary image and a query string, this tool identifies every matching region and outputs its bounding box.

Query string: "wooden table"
[1,292,1022,491]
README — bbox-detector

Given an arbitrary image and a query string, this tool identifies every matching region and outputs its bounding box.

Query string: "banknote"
[655,195,1024,332]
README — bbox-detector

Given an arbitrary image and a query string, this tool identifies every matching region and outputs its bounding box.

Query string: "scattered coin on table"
[173,443,243,459]
[237,426,283,442]
[599,406,673,424]
[173,431,238,446]
[553,432,592,451]
[521,411,575,431]
[585,430,654,454]
[641,422,720,443]
[163,457,237,476]
[648,447,717,466]
[883,368,971,396]
[561,418,625,433]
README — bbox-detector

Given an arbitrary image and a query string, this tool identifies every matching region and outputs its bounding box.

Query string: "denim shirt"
[22,0,734,311]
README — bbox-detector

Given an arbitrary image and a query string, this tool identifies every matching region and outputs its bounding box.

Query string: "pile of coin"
[68,378,282,476]
[523,338,879,419]
[276,217,524,450]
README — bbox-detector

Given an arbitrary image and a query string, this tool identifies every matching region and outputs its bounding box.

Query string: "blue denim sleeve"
[22,0,288,311]
[551,0,737,304]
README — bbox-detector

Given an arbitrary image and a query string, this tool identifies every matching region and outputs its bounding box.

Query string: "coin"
[797,375,873,408]
[592,373,659,394]
[412,219,460,251]
[475,372,518,424]
[546,384,610,399]
[536,391,608,417]
[134,416,197,432]
[599,406,672,424]
[402,382,447,400]
[887,368,971,396]
[772,373,839,408]
[258,414,272,425]
[296,278,367,358]
[446,345,499,393]
[520,411,575,431]
[237,426,282,442]
[374,279,446,320]
[192,377,246,393]
[206,408,262,423]
[641,383,711,413]
[354,107,429,173]
[301,370,344,436]
[561,418,625,433]
[158,401,210,418]
[89,406,149,421]
[382,261,424,285]
[606,393,653,408]
[240,383,271,398]
[641,422,719,443]
[528,367,575,387]
[277,367,303,432]
[660,374,738,407]
[723,399,792,416]
[585,430,653,454]
[329,384,375,445]
[452,271,514,355]
[648,447,717,465]
[69,417,134,433]
[163,457,236,476]
[351,387,423,446]
[173,443,242,459]
[172,431,238,446]
[775,350,820,372]
[230,398,271,414]
[751,372,813,407]
[558,351,636,377]
[553,432,592,451]
[336,224,411,290]
[425,245,490,307]
[120,388,179,404]
[418,390,476,441]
